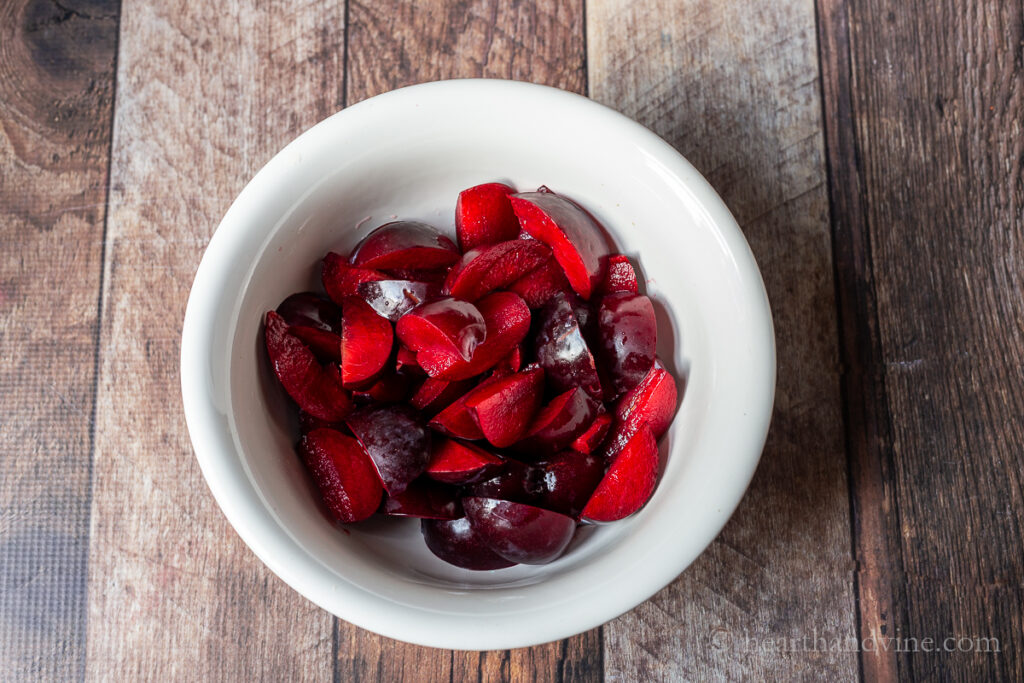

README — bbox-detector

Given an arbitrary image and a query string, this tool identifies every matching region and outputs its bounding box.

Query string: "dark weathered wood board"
[83,0,346,679]
[820,0,1024,680]
[0,0,118,679]
[587,0,859,679]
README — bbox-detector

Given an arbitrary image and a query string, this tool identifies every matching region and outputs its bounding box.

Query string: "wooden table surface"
[2,0,1022,680]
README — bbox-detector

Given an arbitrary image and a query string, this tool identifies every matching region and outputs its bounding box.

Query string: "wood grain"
[829,0,1024,679]
[587,0,859,679]
[340,2,596,679]
[0,0,118,680]
[84,0,346,679]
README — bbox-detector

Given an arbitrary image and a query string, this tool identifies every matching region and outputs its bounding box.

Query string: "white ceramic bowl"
[181,79,775,650]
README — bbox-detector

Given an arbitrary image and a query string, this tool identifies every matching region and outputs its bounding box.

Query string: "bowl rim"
[181,78,775,650]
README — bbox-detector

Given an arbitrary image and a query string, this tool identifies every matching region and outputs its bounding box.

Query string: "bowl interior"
[192,80,773,647]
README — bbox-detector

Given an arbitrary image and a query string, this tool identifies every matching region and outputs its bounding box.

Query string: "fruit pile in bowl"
[264,182,678,569]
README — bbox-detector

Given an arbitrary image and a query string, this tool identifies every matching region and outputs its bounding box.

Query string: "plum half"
[422,517,516,570]
[463,497,576,565]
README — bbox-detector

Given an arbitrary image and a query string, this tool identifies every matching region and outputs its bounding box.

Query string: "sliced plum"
[456,182,520,252]
[507,256,572,309]
[582,424,659,523]
[605,360,678,458]
[428,376,500,440]
[345,405,431,495]
[464,366,544,448]
[322,252,388,304]
[349,221,459,271]
[299,428,382,523]
[421,517,516,570]
[599,254,639,295]
[535,450,606,518]
[264,311,352,421]
[416,292,530,380]
[381,478,461,520]
[596,292,657,397]
[340,295,394,388]
[443,239,550,302]
[463,497,576,565]
[468,457,543,506]
[570,412,612,454]
[410,376,477,415]
[426,437,504,485]
[514,387,599,456]
[396,297,487,362]
[509,191,609,300]
[276,292,342,362]
[533,292,602,399]
[357,279,441,322]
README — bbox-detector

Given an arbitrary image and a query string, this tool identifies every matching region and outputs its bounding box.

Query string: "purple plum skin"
[421,517,516,570]
[597,293,657,396]
[345,405,431,495]
[534,450,606,518]
[533,293,602,399]
[462,497,577,565]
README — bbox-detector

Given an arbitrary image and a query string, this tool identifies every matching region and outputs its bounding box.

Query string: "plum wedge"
[322,253,389,303]
[534,450,606,519]
[509,191,609,300]
[422,517,516,570]
[264,311,352,421]
[345,405,431,495]
[464,366,545,448]
[350,221,460,270]
[276,293,342,361]
[299,428,383,523]
[463,497,576,565]
[426,437,504,485]
[604,360,678,459]
[582,424,660,523]
[534,293,603,399]
[396,297,487,362]
[340,295,394,388]
[514,387,600,456]
[443,239,550,302]
[456,182,520,252]
[596,292,657,397]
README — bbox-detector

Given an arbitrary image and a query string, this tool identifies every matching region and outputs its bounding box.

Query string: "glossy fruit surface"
[350,221,460,270]
[533,293,602,399]
[345,405,431,495]
[596,293,657,396]
[456,182,520,252]
[421,517,516,570]
[463,497,576,565]
[340,295,394,388]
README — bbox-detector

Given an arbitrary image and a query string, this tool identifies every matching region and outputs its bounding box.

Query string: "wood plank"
[831,0,1024,679]
[84,0,347,679]
[0,0,118,680]
[815,0,902,680]
[587,0,860,679]
[339,1,595,678]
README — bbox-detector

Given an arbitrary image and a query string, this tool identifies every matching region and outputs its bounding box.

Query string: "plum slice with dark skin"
[426,437,504,485]
[381,478,462,520]
[513,387,600,456]
[596,292,657,397]
[443,239,551,302]
[345,405,431,495]
[299,428,383,523]
[410,376,476,415]
[340,295,394,388]
[276,293,343,361]
[349,221,460,271]
[356,279,441,322]
[322,253,389,304]
[582,424,659,523]
[468,457,543,506]
[416,292,530,380]
[464,366,545,448]
[264,311,352,421]
[463,497,577,565]
[456,182,521,252]
[427,376,494,440]
[507,256,572,309]
[421,517,516,570]
[604,359,678,459]
[533,292,603,399]
[534,450,606,519]
[570,412,612,454]
[598,254,639,295]
[396,297,487,363]
[509,192,609,300]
